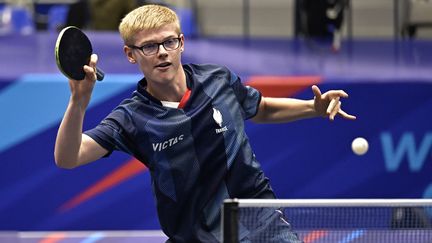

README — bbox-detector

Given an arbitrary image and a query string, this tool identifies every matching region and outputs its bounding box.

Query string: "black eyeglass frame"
[128,34,183,56]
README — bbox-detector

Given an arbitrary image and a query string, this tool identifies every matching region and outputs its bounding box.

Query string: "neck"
[146,68,187,102]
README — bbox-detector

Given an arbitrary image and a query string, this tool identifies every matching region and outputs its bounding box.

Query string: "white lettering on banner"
[381,132,432,172]
[152,134,184,152]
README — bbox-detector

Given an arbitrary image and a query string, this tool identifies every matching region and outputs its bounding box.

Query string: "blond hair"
[119,4,181,45]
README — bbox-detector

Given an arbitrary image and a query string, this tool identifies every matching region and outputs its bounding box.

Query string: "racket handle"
[96,67,105,81]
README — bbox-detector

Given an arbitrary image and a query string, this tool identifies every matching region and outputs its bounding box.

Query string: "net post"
[222,198,239,243]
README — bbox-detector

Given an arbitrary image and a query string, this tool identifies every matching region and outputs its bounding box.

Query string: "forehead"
[134,23,179,45]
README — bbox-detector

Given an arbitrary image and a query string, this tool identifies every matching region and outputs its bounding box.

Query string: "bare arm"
[252,97,316,123]
[252,85,356,123]
[54,54,108,169]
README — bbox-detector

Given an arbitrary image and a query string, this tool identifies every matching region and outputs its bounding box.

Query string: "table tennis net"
[221,199,432,243]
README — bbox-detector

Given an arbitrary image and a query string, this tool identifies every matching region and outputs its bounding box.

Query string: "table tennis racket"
[55,26,104,81]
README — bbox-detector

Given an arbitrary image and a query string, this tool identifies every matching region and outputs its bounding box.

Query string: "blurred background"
[1,0,432,242]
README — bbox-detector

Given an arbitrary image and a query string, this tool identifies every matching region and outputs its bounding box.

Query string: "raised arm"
[54,54,108,169]
[252,85,356,123]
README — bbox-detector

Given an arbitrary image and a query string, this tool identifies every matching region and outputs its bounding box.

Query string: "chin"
[154,75,175,85]
[146,65,179,84]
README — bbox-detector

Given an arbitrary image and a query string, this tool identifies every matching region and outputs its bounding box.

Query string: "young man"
[54,4,356,243]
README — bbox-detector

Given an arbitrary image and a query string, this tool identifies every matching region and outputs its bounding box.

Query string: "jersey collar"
[136,64,194,106]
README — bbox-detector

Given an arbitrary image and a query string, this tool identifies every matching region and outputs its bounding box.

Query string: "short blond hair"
[119,4,181,45]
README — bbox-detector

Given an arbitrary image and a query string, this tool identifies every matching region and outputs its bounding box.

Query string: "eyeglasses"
[128,35,182,56]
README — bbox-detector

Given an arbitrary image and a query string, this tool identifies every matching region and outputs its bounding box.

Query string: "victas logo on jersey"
[152,134,184,152]
[213,108,228,134]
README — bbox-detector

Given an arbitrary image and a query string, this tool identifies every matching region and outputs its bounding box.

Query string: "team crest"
[213,108,223,127]
[213,108,228,134]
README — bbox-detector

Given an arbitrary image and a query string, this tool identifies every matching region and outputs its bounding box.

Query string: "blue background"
[0,32,432,231]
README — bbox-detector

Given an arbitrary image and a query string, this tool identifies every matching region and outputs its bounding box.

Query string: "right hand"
[68,54,99,107]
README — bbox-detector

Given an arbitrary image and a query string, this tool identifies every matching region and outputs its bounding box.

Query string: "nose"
[157,43,168,56]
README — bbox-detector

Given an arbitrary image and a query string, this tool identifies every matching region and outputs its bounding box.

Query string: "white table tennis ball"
[351,137,369,155]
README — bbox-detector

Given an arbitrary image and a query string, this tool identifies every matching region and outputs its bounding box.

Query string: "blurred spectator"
[300,0,345,37]
[65,0,90,29]
[64,0,148,31]
[89,0,139,30]
[296,0,346,50]
[0,0,35,35]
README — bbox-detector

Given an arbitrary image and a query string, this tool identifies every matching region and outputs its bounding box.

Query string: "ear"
[124,45,136,64]
[180,34,185,52]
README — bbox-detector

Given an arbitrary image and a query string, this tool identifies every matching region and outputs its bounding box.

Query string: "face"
[124,23,184,85]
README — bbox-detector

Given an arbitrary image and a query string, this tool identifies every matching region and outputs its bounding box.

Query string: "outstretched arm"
[54,54,108,169]
[252,85,356,123]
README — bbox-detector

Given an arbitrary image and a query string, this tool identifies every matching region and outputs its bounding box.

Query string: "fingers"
[316,86,356,120]
[313,85,349,100]
[338,109,357,120]
[328,103,357,121]
[339,90,349,98]
[311,85,322,99]
[327,99,357,121]
[326,89,349,99]
[327,98,340,120]
[313,85,354,120]
[83,65,94,75]
[83,54,98,81]
[326,97,339,114]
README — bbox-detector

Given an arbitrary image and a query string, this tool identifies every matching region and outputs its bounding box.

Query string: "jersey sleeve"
[227,70,262,119]
[84,108,134,156]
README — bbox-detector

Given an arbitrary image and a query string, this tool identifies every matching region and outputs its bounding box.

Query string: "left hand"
[312,85,356,121]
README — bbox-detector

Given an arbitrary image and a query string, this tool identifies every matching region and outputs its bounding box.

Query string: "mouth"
[155,62,172,68]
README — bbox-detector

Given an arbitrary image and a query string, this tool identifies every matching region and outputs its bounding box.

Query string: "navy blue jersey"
[85,64,277,242]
